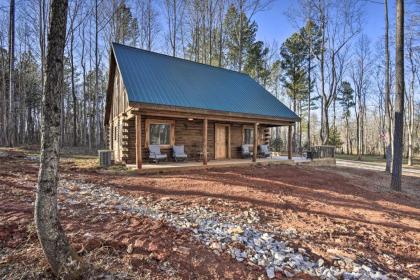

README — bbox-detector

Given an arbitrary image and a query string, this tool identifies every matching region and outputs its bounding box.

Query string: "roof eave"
[129,101,299,125]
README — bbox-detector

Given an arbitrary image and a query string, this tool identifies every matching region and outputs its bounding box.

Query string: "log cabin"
[105,43,299,169]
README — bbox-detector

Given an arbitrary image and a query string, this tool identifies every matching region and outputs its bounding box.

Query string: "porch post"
[203,118,208,165]
[288,124,292,160]
[253,122,258,162]
[109,121,113,149]
[135,114,142,169]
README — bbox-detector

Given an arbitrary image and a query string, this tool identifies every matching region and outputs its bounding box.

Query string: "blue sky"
[253,0,395,48]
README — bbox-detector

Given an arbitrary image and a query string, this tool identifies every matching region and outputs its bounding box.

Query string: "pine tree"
[300,20,321,148]
[338,81,355,154]
[224,4,257,71]
[244,41,269,85]
[280,32,308,151]
[115,1,140,45]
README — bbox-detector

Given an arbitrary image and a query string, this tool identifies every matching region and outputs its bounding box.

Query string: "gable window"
[145,119,175,148]
[150,124,170,145]
[243,127,254,145]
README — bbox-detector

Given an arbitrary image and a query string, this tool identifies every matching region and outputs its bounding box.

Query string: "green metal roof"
[112,43,299,121]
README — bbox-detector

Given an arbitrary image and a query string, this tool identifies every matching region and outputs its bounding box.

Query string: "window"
[150,124,170,145]
[243,128,254,145]
[145,119,175,147]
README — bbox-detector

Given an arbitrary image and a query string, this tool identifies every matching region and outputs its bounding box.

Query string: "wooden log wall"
[123,116,268,164]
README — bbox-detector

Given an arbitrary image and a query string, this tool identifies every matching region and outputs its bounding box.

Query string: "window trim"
[145,119,175,148]
[242,125,254,145]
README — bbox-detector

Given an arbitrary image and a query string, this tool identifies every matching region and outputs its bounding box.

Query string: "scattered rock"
[173,246,191,256]
[127,244,133,254]
[228,226,244,235]
[266,266,275,279]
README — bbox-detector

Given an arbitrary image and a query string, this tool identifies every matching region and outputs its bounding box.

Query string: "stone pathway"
[60,179,391,280]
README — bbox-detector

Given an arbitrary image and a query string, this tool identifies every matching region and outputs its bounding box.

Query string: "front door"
[215,124,230,159]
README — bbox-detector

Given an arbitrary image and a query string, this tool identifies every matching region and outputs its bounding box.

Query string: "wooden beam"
[136,114,142,169]
[288,125,292,160]
[130,103,297,126]
[227,125,231,159]
[253,123,258,162]
[203,118,208,165]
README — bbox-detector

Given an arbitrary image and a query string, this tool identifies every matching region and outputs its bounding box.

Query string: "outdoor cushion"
[153,154,167,159]
[175,154,187,158]
[149,145,167,159]
[241,145,253,157]
[149,145,161,155]
[173,145,187,162]
[259,144,271,157]
[173,145,187,157]
[260,145,269,154]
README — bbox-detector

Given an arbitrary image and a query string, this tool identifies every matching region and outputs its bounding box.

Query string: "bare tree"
[217,0,225,67]
[164,0,184,57]
[0,18,7,144]
[68,0,82,146]
[79,17,88,146]
[35,0,82,276]
[406,19,416,166]
[137,0,160,51]
[384,0,392,172]
[307,0,362,144]
[390,0,404,191]
[8,0,15,147]
[93,0,99,149]
[351,35,371,160]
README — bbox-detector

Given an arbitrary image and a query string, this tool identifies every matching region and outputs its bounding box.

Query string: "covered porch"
[128,105,296,171]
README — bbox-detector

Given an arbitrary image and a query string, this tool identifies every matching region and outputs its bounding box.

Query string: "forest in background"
[0,0,419,162]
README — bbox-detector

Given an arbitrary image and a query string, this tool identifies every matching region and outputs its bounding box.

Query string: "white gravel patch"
[59,179,392,280]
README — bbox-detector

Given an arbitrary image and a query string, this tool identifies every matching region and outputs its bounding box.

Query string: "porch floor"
[127,156,311,173]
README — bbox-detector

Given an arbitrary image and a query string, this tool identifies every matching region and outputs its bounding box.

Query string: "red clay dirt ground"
[0,148,419,279]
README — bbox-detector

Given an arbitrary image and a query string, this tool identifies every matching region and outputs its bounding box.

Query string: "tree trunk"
[92,0,98,149]
[218,1,223,67]
[390,0,404,191]
[307,55,311,149]
[60,85,65,146]
[384,0,392,173]
[172,0,177,56]
[346,116,349,155]
[8,0,15,147]
[356,113,361,160]
[1,48,7,144]
[80,25,87,146]
[147,0,152,50]
[293,96,297,153]
[407,32,415,166]
[322,95,329,144]
[35,0,82,277]
[299,101,302,150]
[238,0,244,72]
[70,27,77,146]
[319,11,326,144]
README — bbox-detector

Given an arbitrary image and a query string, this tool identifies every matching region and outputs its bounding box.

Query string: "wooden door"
[215,124,230,159]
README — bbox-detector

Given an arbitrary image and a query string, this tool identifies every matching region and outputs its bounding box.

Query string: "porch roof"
[111,43,299,122]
